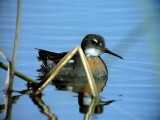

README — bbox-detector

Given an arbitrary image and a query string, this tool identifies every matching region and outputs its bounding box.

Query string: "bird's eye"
[91,39,98,45]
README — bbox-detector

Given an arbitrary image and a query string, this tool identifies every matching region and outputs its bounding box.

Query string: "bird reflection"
[35,66,115,116]
[51,75,114,115]
[31,94,58,120]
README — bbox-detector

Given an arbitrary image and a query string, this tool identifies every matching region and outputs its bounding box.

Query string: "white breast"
[85,48,101,56]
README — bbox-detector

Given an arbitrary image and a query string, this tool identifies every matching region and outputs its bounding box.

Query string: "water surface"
[0,0,160,120]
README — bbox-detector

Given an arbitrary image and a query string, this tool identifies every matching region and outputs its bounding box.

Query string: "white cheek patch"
[85,48,101,56]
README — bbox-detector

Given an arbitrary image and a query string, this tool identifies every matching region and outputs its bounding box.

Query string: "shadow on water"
[28,62,115,120]
[52,76,115,114]
[0,89,31,119]
[31,94,58,120]
[28,72,115,120]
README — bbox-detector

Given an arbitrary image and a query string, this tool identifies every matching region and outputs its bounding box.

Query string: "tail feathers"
[36,48,68,64]
[36,48,68,80]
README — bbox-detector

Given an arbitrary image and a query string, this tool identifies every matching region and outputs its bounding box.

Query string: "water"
[0,0,160,120]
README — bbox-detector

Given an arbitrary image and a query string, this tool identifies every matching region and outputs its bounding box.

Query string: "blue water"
[1,0,160,120]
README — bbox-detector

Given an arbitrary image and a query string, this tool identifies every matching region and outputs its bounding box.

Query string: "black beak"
[105,48,123,59]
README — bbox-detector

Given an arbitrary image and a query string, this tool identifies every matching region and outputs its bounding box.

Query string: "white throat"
[85,48,101,57]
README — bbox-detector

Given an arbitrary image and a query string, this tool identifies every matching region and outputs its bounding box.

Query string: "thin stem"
[6,0,21,92]
[78,47,98,97]
[84,97,98,120]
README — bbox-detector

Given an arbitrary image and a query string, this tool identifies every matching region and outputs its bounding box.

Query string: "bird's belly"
[86,57,107,77]
[74,56,107,77]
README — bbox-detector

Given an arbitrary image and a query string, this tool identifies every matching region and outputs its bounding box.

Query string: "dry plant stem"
[4,62,12,92]
[32,96,58,120]
[4,92,12,120]
[31,47,79,96]
[84,97,99,120]
[6,0,21,92]
[0,48,11,62]
[78,48,98,97]
[0,61,37,83]
[0,48,12,92]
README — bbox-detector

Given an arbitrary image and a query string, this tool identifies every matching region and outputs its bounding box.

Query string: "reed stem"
[6,0,21,92]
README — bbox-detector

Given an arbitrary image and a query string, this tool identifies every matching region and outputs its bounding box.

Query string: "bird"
[36,34,123,80]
